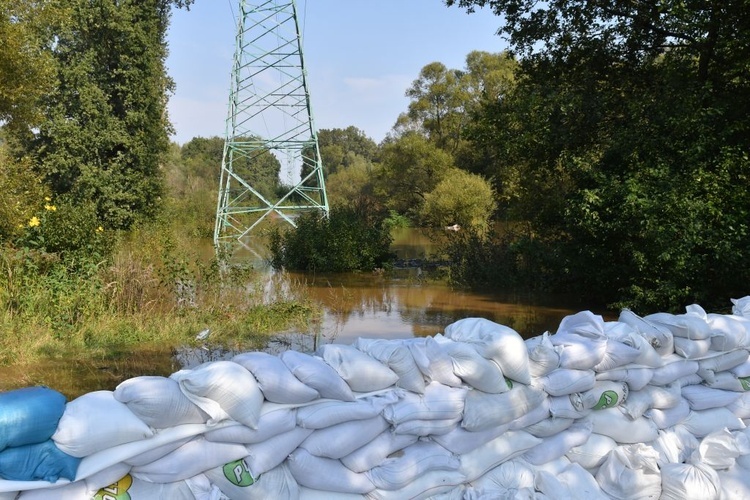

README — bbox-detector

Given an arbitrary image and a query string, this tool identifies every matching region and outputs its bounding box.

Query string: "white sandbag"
[707,314,749,351]
[16,482,86,499]
[431,422,511,455]
[123,436,193,466]
[185,473,227,500]
[650,425,699,465]
[556,310,605,337]
[579,381,629,410]
[204,460,299,500]
[84,462,132,493]
[245,426,313,477]
[287,448,375,494]
[644,312,712,340]
[366,470,467,500]
[728,391,750,418]
[566,432,618,470]
[393,417,461,437]
[595,444,662,500]
[365,441,459,491]
[527,332,561,377]
[403,337,463,387]
[619,309,674,357]
[682,384,743,410]
[301,416,389,459]
[461,385,545,431]
[660,462,720,500]
[673,337,711,359]
[733,296,750,316]
[549,394,592,420]
[113,376,208,428]
[52,390,154,458]
[680,408,746,437]
[679,372,705,387]
[297,392,398,429]
[316,344,399,392]
[718,464,750,500]
[130,436,247,483]
[693,428,741,470]
[621,389,655,420]
[589,408,659,444]
[520,419,592,466]
[596,367,653,391]
[643,381,682,409]
[383,382,466,424]
[508,396,551,430]
[553,332,607,371]
[443,317,531,384]
[536,463,607,500]
[280,350,355,401]
[458,430,541,482]
[204,408,296,443]
[732,359,750,377]
[91,473,199,500]
[594,338,642,372]
[698,349,750,382]
[650,357,699,385]
[645,398,691,429]
[533,368,595,397]
[232,351,320,404]
[469,459,535,496]
[171,361,264,428]
[299,487,364,499]
[340,431,418,473]
[525,416,575,438]
[440,339,509,393]
[354,338,425,393]
[703,371,750,392]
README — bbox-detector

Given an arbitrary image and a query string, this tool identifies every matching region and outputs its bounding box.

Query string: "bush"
[269,202,394,272]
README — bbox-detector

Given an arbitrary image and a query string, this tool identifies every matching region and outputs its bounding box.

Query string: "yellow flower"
[28,216,40,227]
[96,226,104,233]
[44,196,51,202]
[45,204,57,211]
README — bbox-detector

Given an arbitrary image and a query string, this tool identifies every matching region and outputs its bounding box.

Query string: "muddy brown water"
[6,228,612,398]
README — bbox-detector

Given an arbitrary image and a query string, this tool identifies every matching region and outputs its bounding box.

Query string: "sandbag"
[579,381,629,410]
[680,407,746,437]
[52,390,153,458]
[682,384,743,411]
[365,441,459,491]
[458,430,541,482]
[527,332,561,377]
[383,382,466,424]
[204,460,300,500]
[393,417,460,437]
[673,337,711,359]
[733,296,750,316]
[0,439,80,483]
[0,387,66,452]
[698,349,750,382]
[171,361,265,428]
[533,368,595,397]
[300,416,389,459]
[233,351,320,404]
[113,376,208,428]
[565,432,618,470]
[443,317,531,385]
[462,385,545,432]
[468,459,535,497]
[366,470,466,500]
[439,338,509,393]
[123,436,193,467]
[645,398,691,429]
[594,338,642,372]
[403,337,463,387]
[595,444,662,500]
[596,367,653,391]
[91,473,196,500]
[525,416,575,438]
[644,312,711,340]
[431,422,511,455]
[589,408,659,444]
[507,396,551,430]
[650,426,699,466]
[297,392,397,429]
[204,408,296,444]
[354,338,425,393]
[280,350,355,401]
[316,344,399,392]
[130,436,247,483]
[287,448,375,494]
[520,419,592,466]
[549,394,592,420]
[619,309,674,357]
[245,426,313,477]
[707,314,749,351]
[660,462,720,500]
[650,357,699,386]
[340,430,417,473]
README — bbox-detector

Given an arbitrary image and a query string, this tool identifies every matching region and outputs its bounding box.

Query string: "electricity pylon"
[214,0,328,251]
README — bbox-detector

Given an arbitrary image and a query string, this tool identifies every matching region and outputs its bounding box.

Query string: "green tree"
[420,168,496,233]
[375,132,454,220]
[27,0,193,230]
[325,155,374,209]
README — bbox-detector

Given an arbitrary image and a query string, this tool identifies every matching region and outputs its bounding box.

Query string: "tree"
[420,168,496,233]
[325,155,375,209]
[26,0,193,230]
[374,132,454,220]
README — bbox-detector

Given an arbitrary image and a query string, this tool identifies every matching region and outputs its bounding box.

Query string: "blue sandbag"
[0,439,81,482]
[0,386,67,451]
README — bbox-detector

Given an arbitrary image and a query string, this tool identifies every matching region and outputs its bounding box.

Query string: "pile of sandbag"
[2,296,750,499]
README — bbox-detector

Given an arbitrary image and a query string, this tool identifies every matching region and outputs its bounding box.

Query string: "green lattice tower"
[214,0,328,250]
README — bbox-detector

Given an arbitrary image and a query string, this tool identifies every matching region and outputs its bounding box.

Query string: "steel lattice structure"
[214,0,328,249]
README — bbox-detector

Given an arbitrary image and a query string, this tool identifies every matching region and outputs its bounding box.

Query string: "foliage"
[420,168,496,232]
[269,202,394,272]
[325,155,374,208]
[312,126,378,177]
[374,132,455,220]
[0,146,50,243]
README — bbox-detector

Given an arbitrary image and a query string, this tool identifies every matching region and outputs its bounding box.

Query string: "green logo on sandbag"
[740,377,750,391]
[223,458,256,487]
[94,474,132,500]
[593,390,619,410]
[505,377,513,390]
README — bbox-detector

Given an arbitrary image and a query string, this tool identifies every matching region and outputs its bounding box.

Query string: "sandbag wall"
[2,297,750,499]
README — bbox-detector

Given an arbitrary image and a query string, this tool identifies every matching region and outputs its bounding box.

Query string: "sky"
[166,1,508,145]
